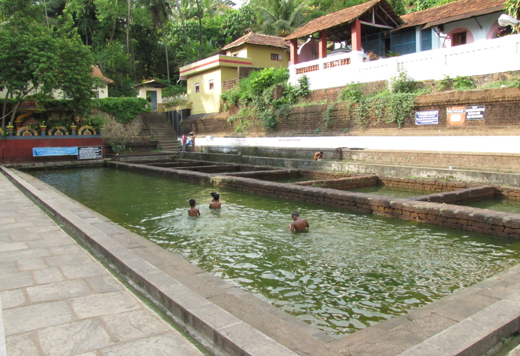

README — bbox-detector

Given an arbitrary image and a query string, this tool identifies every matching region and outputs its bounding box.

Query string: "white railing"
[289,34,520,90]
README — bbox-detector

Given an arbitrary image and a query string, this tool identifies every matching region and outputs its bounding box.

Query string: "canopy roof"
[134,79,168,88]
[399,0,505,29]
[285,0,402,41]
[222,32,288,51]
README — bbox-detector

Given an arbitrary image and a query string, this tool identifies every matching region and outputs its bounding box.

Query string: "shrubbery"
[92,97,150,123]
[220,68,309,130]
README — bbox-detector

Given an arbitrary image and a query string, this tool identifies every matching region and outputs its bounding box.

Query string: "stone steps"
[141,113,181,152]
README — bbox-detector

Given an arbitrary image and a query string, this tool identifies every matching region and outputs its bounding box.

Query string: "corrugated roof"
[285,0,401,40]
[400,0,505,29]
[222,32,288,50]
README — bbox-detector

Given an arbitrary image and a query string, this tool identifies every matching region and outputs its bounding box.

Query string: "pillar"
[351,19,362,51]
[319,30,327,59]
[290,39,298,65]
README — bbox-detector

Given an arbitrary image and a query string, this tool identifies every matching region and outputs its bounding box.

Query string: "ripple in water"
[29,168,520,335]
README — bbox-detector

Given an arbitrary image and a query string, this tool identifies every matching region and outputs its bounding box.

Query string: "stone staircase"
[142,112,181,152]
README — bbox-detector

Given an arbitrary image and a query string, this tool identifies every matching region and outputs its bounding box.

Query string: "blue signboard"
[415,110,439,125]
[33,147,78,157]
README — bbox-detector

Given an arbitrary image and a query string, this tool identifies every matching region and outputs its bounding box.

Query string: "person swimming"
[209,191,221,209]
[289,211,309,232]
[188,198,201,217]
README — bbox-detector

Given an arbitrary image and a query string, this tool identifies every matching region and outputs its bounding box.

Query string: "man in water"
[289,211,309,232]
[209,191,221,209]
[188,199,201,217]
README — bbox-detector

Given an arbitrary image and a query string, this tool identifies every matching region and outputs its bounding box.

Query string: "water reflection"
[29,168,520,335]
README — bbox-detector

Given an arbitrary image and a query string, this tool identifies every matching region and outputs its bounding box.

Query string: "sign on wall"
[447,106,466,127]
[447,105,486,126]
[465,105,485,120]
[78,146,103,160]
[415,111,439,125]
[33,147,78,157]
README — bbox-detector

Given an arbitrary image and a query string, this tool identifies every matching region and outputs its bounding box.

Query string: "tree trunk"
[127,0,138,81]
[162,31,170,83]
[1,93,8,129]
[176,2,189,62]
[9,101,21,127]
[195,0,203,59]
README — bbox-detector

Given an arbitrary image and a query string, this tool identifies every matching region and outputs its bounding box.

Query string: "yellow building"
[179,32,289,115]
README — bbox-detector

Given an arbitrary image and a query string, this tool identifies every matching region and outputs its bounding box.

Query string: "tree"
[256,0,308,37]
[141,0,174,82]
[0,4,95,128]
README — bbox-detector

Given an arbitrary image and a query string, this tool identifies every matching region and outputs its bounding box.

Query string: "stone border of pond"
[3,161,520,356]
[108,161,520,240]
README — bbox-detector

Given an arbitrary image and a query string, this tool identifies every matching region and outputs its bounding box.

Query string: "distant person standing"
[181,134,187,151]
[314,151,324,161]
[209,191,221,209]
[191,133,196,152]
[289,211,309,232]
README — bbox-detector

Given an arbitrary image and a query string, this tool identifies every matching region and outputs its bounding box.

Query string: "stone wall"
[296,176,378,189]
[222,79,239,92]
[109,161,520,239]
[341,150,520,172]
[181,87,520,137]
[412,186,496,204]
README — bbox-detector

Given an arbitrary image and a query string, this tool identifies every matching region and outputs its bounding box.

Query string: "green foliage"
[452,76,476,90]
[323,103,335,128]
[0,7,95,126]
[504,0,520,33]
[83,114,105,130]
[111,140,132,154]
[220,86,241,107]
[339,82,365,102]
[162,84,187,97]
[221,68,308,129]
[438,75,476,91]
[92,97,150,123]
[388,70,416,93]
[249,67,289,96]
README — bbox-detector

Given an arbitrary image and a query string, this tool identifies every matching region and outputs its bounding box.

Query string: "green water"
[28,168,520,335]
[348,185,434,198]
[464,198,520,214]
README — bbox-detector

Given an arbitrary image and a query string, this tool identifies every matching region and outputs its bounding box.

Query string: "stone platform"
[0,172,206,356]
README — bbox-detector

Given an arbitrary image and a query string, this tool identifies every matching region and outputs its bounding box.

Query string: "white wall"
[198,135,520,154]
[290,34,520,90]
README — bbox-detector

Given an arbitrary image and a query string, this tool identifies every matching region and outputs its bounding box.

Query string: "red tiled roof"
[285,0,401,40]
[222,32,288,50]
[400,0,505,29]
[92,66,114,84]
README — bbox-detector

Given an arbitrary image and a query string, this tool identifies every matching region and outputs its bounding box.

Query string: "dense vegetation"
[1,0,462,105]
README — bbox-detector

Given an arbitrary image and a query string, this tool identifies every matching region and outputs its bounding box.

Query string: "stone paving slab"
[0,172,205,356]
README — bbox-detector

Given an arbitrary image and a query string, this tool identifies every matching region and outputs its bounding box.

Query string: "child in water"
[188,199,201,217]
[289,211,309,232]
[209,191,221,209]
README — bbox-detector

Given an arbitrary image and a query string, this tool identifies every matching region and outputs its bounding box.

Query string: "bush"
[220,68,308,130]
[388,70,416,93]
[339,82,365,102]
[92,97,150,123]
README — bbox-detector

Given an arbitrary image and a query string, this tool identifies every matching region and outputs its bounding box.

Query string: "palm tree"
[256,0,308,37]
[141,0,174,82]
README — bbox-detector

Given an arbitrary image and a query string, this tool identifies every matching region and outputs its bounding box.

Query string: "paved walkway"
[0,173,205,356]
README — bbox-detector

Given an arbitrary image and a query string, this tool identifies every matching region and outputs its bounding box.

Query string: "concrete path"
[0,173,205,356]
